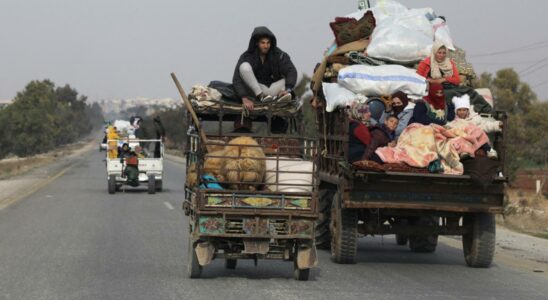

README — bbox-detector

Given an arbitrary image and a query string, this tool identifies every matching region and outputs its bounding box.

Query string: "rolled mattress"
[265,158,314,193]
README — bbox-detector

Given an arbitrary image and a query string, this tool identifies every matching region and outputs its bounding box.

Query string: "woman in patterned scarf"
[348,103,372,163]
[417,41,460,86]
[409,83,455,126]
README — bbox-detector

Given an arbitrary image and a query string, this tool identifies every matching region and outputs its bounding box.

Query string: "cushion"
[330,11,376,46]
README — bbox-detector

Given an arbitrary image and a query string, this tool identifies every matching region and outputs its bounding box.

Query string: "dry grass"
[503,188,548,237]
[0,140,94,179]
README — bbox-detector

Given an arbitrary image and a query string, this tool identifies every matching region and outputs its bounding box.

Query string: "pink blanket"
[375,120,489,175]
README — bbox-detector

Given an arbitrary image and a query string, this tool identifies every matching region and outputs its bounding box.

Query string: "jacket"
[416,57,461,85]
[232,26,298,99]
[362,125,394,161]
[379,102,415,138]
[348,120,371,163]
[464,111,502,133]
[409,100,455,126]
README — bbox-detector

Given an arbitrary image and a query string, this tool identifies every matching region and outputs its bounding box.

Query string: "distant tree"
[474,68,546,179]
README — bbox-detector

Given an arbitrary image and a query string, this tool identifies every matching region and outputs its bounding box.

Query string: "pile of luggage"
[312,0,480,112]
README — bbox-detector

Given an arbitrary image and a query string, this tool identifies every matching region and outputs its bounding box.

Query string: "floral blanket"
[375,120,489,175]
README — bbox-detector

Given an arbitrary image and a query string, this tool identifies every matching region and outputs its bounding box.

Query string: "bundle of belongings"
[312,0,500,177]
[188,81,302,115]
[186,136,314,192]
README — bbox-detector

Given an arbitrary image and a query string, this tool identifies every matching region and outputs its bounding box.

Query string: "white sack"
[322,83,367,112]
[338,64,428,97]
[265,159,314,193]
[367,11,434,63]
[432,17,456,51]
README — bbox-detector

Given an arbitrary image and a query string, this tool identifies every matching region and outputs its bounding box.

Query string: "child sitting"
[451,95,500,159]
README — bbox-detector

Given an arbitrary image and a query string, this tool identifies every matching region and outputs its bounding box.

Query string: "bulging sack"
[338,64,427,97]
[367,10,434,63]
[432,17,455,51]
[322,82,367,112]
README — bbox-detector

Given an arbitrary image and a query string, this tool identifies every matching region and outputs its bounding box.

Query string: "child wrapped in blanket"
[449,94,502,159]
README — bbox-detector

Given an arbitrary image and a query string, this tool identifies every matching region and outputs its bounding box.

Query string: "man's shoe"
[275,93,292,103]
[258,93,274,103]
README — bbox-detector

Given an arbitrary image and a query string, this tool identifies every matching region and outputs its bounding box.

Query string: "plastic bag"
[432,17,455,51]
[367,8,434,63]
[337,64,427,97]
[322,82,367,112]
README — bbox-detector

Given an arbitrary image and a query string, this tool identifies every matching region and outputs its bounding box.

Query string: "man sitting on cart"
[232,26,298,113]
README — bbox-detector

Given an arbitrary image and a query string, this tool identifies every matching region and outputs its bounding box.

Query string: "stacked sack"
[312,0,477,112]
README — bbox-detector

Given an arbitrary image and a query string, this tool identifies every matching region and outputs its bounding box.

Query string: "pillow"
[330,11,376,46]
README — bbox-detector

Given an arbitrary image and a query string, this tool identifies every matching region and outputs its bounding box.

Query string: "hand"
[242,97,254,111]
[388,141,397,147]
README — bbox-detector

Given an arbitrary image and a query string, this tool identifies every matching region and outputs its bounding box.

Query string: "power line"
[520,61,548,78]
[469,39,548,57]
[533,79,548,88]
[519,55,548,75]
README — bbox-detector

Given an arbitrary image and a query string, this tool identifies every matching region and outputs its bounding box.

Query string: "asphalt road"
[1,150,547,299]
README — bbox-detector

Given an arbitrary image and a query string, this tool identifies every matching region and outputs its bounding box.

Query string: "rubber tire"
[330,192,358,264]
[293,260,310,281]
[148,175,156,194]
[315,189,334,249]
[108,175,116,194]
[225,259,237,270]
[187,240,202,278]
[396,234,408,246]
[409,217,438,253]
[156,180,163,192]
[463,213,496,268]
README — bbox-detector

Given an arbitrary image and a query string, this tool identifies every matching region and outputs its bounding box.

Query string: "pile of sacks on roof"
[312,0,491,113]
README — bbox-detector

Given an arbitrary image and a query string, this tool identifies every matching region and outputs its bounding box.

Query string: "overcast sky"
[1,0,547,102]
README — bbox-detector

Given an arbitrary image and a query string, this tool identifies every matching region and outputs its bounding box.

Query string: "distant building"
[99,97,180,115]
[0,99,12,109]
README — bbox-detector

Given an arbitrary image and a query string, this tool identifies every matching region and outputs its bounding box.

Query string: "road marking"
[164,201,175,210]
[0,163,76,210]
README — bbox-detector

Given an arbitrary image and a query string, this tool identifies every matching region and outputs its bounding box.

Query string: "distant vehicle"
[106,139,164,194]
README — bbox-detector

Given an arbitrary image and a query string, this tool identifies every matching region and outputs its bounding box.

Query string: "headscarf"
[391,91,409,116]
[430,41,453,79]
[424,83,446,110]
[349,103,370,121]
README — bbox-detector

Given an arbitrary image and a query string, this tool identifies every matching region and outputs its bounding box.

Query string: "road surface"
[1,149,547,299]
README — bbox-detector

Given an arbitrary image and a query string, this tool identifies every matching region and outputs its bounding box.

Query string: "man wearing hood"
[232,26,298,111]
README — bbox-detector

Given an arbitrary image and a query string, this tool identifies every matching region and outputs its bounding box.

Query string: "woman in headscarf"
[409,83,455,126]
[348,103,372,163]
[417,41,460,86]
[379,91,416,139]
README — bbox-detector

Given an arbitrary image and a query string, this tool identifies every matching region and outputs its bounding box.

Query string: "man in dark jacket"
[232,26,298,112]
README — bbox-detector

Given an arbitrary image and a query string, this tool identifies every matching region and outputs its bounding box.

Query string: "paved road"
[1,150,547,299]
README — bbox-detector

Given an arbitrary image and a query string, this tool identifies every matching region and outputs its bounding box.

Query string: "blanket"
[375,121,489,175]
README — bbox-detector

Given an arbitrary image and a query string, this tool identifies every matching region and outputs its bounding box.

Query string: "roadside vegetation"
[0,80,104,160]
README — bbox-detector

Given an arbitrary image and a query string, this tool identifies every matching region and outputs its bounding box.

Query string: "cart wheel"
[108,175,116,194]
[293,260,310,281]
[463,213,495,268]
[316,189,335,249]
[225,259,237,270]
[330,192,357,264]
[408,217,438,253]
[396,234,408,246]
[148,175,156,194]
[187,240,202,278]
[156,180,163,192]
